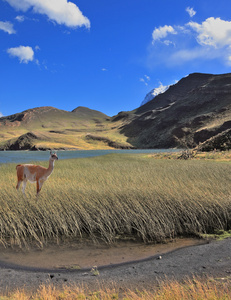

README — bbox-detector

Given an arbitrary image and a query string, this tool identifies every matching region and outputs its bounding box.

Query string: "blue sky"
[1,0,231,117]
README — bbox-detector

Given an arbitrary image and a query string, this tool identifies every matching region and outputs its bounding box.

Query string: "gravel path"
[0,238,230,293]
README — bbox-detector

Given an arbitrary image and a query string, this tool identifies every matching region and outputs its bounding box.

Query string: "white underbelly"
[24,167,36,182]
[28,178,36,183]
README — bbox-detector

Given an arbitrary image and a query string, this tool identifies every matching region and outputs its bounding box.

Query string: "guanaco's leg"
[22,179,27,194]
[36,179,44,195]
[16,165,24,191]
[16,180,22,191]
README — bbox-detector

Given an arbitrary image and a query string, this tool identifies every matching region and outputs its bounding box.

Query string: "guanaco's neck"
[46,158,55,176]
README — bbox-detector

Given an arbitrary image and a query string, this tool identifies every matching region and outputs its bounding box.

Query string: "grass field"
[0,152,230,248]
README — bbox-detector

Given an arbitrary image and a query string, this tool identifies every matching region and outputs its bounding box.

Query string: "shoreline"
[0,237,206,273]
[0,237,230,292]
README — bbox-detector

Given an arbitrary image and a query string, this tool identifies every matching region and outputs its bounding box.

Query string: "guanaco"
[16,151,58,195]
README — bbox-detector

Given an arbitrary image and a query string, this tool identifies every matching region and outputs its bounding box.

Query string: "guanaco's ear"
[50,150,53,155]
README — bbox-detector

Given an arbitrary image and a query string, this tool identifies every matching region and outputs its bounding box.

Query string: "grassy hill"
[0,106,132,150]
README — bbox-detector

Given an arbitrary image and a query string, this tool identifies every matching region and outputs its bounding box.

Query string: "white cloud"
[152,25,177,43]
[5,0,90,29]
[188,17,231,48]
[7,46,35,63]
[170,45,231,68]
[140,75,151,86]
[144,75,150,81]
[163,40,175,46]
[15,15,25,22]
[148,17,231,67]
[0,21,16,34]
[227,55,231,66]
[140,78,148,86]
[0,112,3,118]
[186,7,196,18]
[171,47,212,63]
[5,0,31,11]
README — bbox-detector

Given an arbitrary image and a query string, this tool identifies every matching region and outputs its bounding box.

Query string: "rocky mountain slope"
[117,73,231,149]
[1,72,231,150]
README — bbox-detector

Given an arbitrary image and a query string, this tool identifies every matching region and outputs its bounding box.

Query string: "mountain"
[71,106,108,118]
[116,72,231,149]
[140,84,170,106]
[1,72,231,151]
[0,106,132,150]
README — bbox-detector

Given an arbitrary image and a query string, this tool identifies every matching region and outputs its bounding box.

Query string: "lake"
[0,149,180,164]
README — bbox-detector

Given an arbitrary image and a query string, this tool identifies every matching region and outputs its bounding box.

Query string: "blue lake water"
[0,149,180,164]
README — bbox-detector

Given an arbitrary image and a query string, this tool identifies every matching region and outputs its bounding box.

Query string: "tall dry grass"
[2,277,231,299]
[0,153,230,247]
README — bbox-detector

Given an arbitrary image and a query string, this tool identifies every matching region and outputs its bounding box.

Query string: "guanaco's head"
[50,150,58,161]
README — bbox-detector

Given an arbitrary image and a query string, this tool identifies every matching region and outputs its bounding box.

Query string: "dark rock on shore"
[0,132,39,151]
[196,129,231,151]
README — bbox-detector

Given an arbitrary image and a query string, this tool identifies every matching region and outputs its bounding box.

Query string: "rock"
[1,132,39,150]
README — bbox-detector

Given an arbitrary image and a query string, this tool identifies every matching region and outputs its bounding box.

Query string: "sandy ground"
[0,238,230,293]
[0,238,203,270]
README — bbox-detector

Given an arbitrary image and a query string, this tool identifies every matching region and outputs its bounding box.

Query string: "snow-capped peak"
[141,83,169,106]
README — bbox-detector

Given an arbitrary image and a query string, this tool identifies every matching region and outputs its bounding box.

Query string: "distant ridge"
[71,106,109,119]
[1,72,231,151]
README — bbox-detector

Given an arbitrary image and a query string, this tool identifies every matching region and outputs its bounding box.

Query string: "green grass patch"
[202,229,231,241]
[0,153,231,248]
